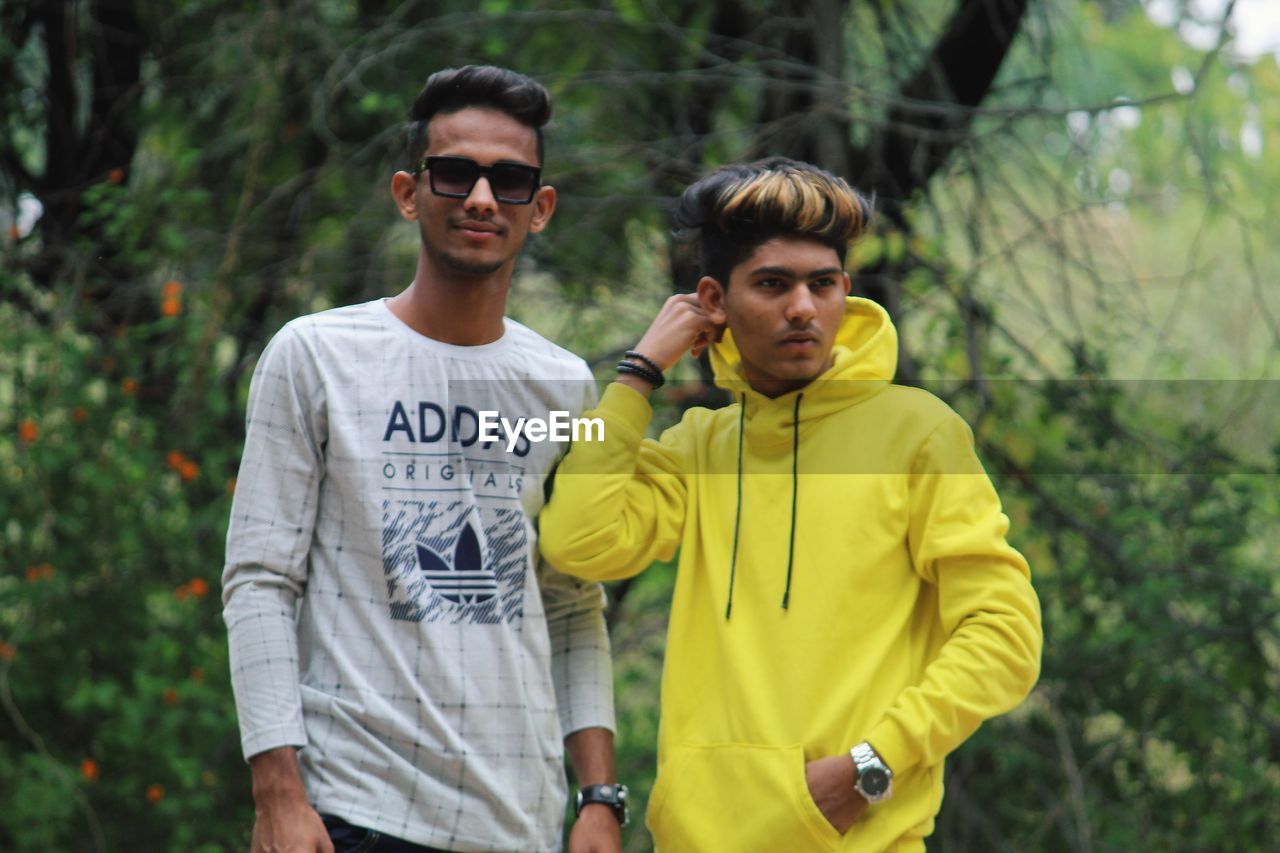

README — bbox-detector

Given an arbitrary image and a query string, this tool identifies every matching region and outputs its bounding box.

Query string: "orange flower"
[107,168,125,185]
[178,460,199,482]
[226,477,237,496]
[162,687,179,706]
[121,378,138,396]
[166,451,185,471]
[81,758,99,781]
[189,578,209,597]
[0,642,15,662]
[25,564,52,583]
[190,666,205,683]
[161,296,182,317]
[7,225,18,241]
[162,280,183,299]
[19,419,38,443]
[73,406,88,423]
[146,784,164,804]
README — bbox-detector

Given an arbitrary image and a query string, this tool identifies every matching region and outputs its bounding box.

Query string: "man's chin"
[439,252,507,278]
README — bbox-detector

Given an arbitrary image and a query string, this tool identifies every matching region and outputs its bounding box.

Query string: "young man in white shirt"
[223,65,623,853]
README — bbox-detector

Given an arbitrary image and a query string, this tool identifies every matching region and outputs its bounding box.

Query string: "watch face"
[860,768,890,797]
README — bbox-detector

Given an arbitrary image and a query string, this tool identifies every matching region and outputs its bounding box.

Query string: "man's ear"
[527,185,557,234]
[391,171,419,221]
[841,271,852,295]
[696,276,728,325]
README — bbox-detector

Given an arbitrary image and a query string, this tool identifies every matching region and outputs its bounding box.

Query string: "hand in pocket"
[805,754,868,834]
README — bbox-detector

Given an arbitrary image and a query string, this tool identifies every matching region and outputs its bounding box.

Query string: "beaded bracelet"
[624,350,665,377]
[616,360,665,389]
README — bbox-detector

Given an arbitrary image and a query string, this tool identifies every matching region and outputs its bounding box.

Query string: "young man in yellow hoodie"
[539,157,1042,852]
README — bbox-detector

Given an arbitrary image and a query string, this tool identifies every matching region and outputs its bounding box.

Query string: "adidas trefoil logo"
[416,523,497,605]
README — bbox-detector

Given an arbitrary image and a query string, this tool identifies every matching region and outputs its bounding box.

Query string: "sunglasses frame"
[412,155,542,205]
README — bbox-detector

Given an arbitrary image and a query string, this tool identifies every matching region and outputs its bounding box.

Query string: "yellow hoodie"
[540,297,1042,852]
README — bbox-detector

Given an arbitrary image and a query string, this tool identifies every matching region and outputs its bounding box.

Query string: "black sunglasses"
[412,155,542,205]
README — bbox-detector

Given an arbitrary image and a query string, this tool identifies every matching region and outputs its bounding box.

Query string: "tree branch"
[851,0,1030,222]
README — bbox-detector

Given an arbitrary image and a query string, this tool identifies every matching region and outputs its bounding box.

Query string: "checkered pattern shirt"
[222,299,614,851]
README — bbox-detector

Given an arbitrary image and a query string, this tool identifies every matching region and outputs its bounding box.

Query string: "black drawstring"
[726,392,802,616]
[725,394,746,620]
[781,393,802,609]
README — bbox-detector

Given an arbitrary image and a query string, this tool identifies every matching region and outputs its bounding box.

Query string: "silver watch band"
[850,741,893,803]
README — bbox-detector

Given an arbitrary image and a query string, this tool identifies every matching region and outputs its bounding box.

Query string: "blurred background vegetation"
[2,0,1278,850]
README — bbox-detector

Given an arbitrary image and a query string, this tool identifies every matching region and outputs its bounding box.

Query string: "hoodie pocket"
[648,743,840,852]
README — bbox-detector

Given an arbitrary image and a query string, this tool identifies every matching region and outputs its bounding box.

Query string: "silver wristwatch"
[850,741,893,804]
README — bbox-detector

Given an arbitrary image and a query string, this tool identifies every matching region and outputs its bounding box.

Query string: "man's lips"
[780,332,819,349]
[454,220,502,239]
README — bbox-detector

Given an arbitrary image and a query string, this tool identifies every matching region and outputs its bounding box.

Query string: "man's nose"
[464,176,499,217]
[785,285,817,323]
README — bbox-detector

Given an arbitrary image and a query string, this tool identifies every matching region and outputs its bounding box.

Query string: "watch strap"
[576,783,629,827]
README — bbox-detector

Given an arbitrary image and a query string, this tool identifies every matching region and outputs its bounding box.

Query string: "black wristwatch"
[575,783,629,827]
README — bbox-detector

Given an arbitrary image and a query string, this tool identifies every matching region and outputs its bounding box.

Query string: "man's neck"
[389,252,512,345]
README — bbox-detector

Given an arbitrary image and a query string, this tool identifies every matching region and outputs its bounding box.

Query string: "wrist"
[628,338,677,373]
[615,371,657,397]
[249,747,308,803]
[577,802,616,819]
[616,351,664,390]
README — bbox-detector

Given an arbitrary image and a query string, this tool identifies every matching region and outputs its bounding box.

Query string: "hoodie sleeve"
[864,413,1043,776]
[539,381,692,581]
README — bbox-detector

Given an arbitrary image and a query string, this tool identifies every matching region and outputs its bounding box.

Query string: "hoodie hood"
[708,296,898,448]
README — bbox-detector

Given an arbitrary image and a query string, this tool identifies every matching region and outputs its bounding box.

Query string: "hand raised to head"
[631,294,723,373]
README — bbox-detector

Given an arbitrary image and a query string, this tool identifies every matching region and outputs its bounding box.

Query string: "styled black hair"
[674,156,874,285]
[406,65,552,167]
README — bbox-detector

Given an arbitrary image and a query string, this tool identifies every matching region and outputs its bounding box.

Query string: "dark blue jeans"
[321,814,451,853]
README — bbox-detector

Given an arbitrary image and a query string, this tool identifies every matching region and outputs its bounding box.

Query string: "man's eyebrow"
[748,265,844,278]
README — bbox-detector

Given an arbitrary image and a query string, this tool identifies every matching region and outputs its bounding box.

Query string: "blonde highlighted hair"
[674,157,873,284]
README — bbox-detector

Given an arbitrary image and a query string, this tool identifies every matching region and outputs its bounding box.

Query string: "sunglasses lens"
[489,164,539,203]
[430,159,480,197]
[424,157,540,203]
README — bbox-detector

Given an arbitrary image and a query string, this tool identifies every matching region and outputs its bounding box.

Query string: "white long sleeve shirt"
[222,298,614,851]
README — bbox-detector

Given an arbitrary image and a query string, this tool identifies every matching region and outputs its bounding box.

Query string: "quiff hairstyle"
[406,65,552,168]
[674,156,874,285]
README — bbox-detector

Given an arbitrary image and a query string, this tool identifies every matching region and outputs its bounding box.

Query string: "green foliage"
[931,367,1280,849]
[1,202,249,848]
[2,1,1278,850]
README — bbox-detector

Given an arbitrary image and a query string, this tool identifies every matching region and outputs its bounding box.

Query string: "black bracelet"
[616,360,665,389]
[621,351,666,388]
[617,360,664,388]
[624,350,664,376]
